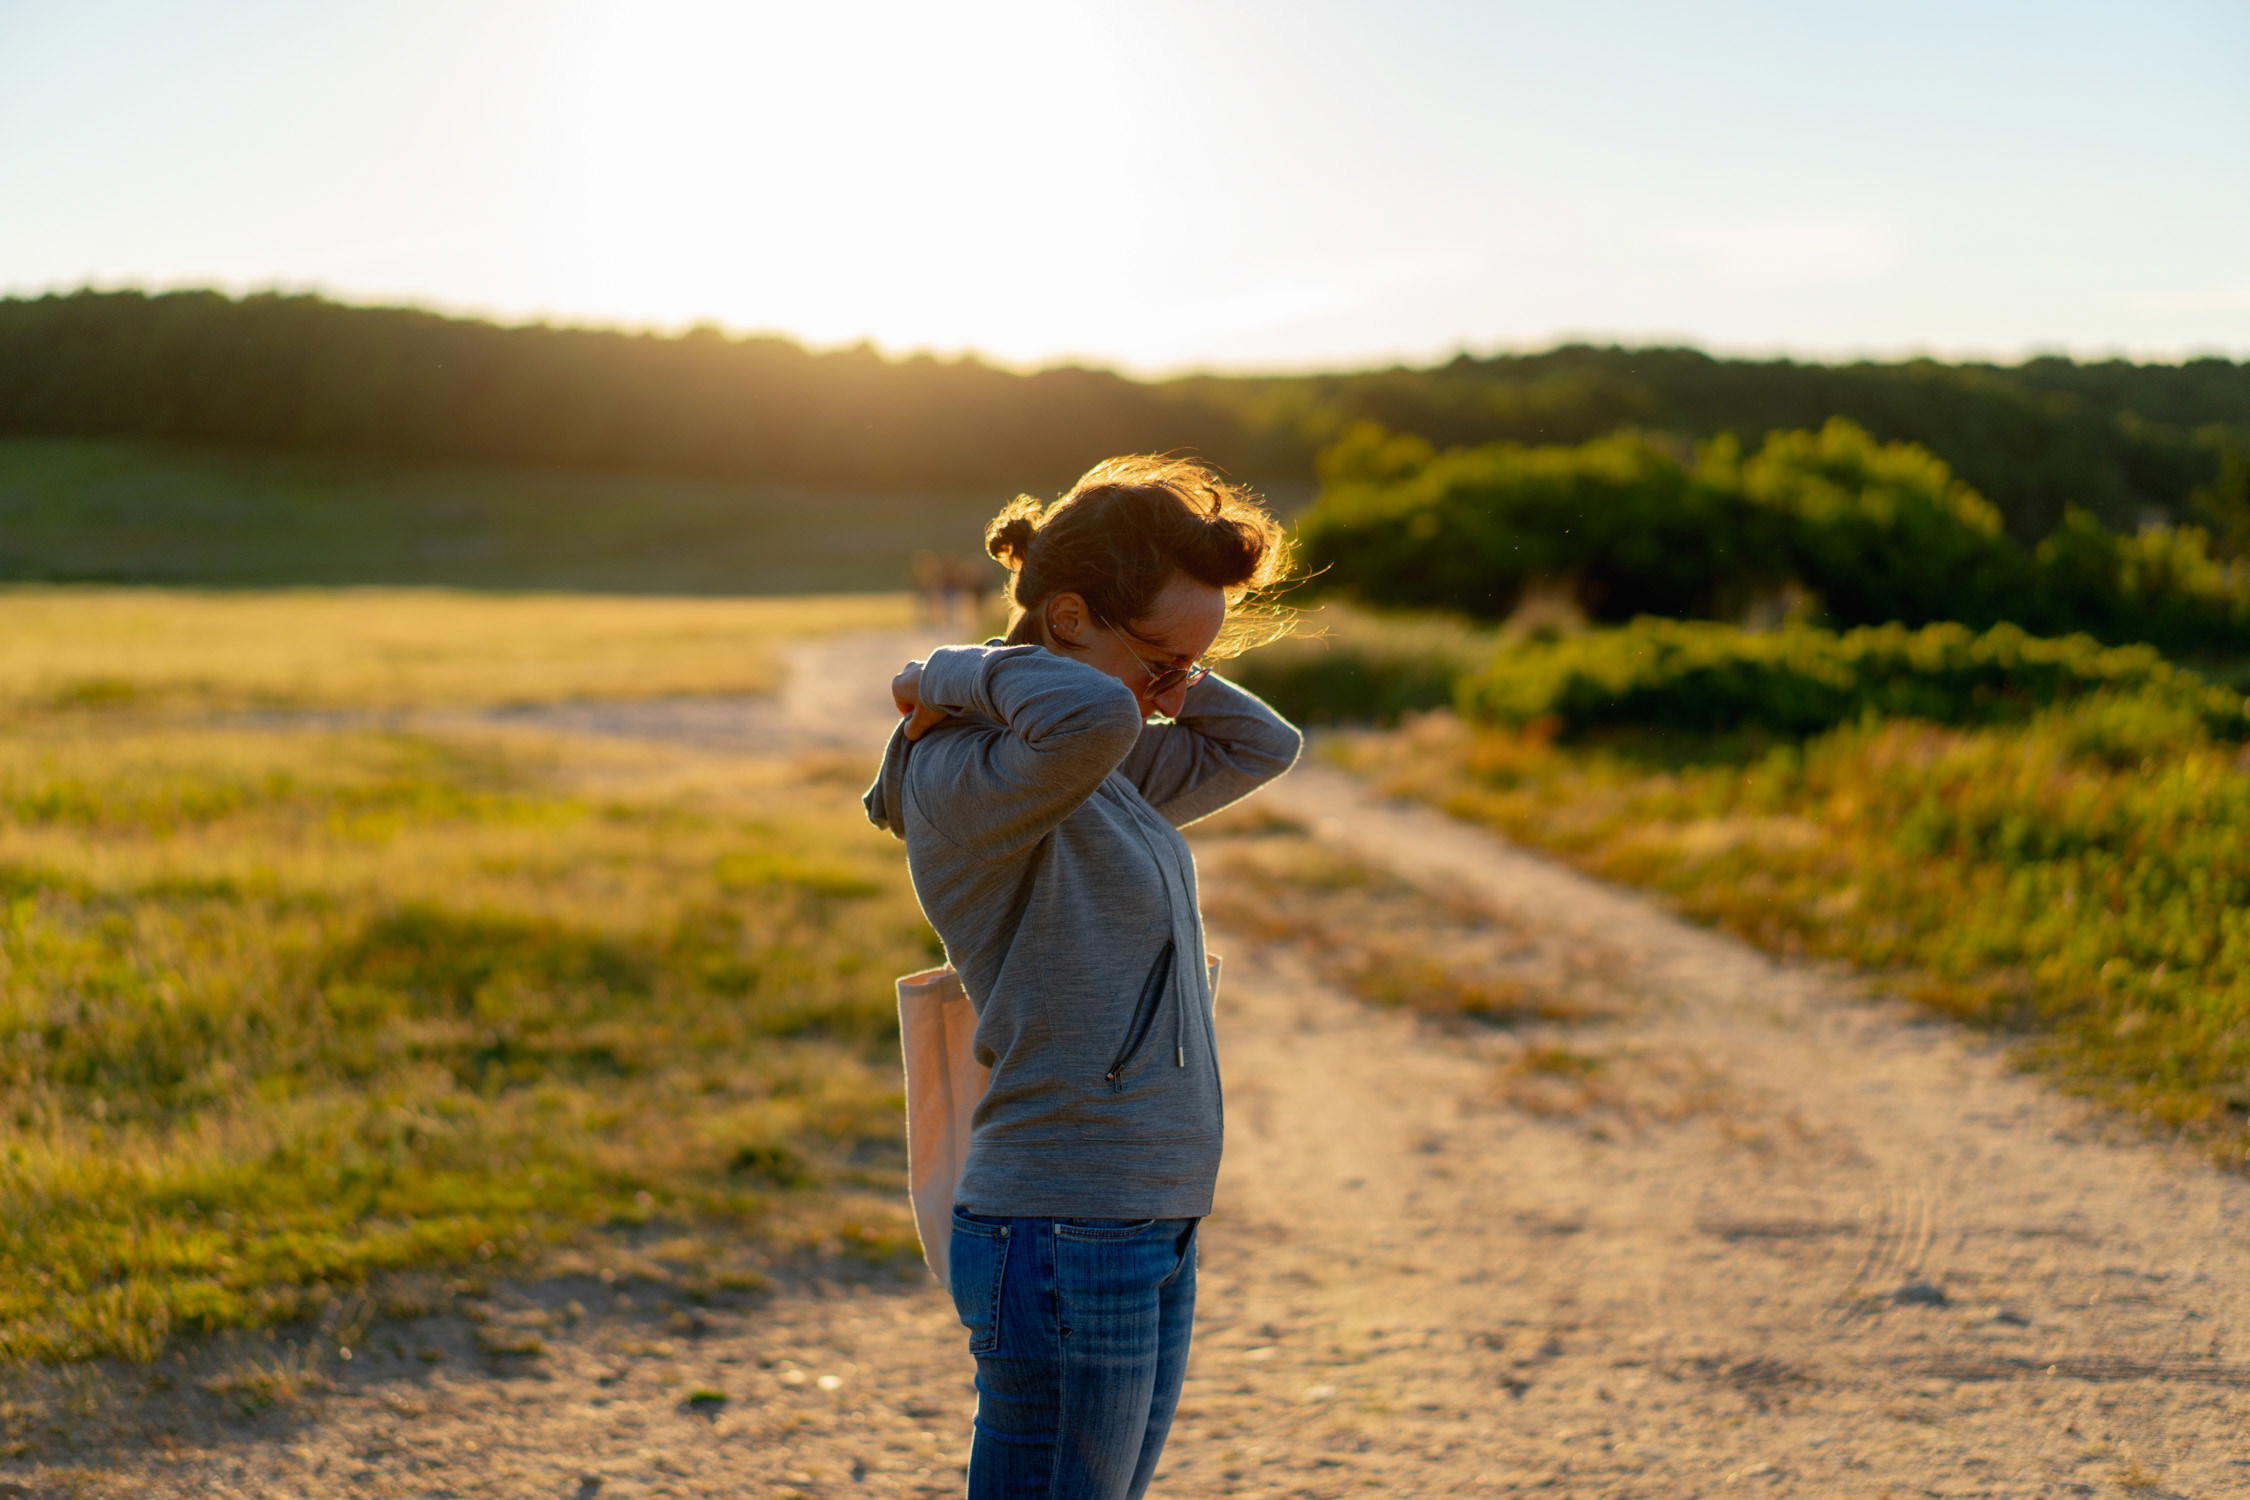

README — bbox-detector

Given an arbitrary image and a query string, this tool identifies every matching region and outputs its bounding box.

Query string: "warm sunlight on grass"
[0,585,913,718]
[0,589,936,1368]
[1319,704,2250,1173]
[0,716,934,1364]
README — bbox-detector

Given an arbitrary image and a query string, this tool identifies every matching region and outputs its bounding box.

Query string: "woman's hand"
[892,659,954,741]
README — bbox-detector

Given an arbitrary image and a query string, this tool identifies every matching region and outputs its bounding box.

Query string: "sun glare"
[509,0,1206,365]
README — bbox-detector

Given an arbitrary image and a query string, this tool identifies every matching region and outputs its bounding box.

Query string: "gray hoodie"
[862,635,1304,1217]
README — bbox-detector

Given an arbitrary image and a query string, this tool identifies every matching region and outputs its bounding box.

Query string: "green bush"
[2032,506,2250,652]
[1454,617,2250,742]
[1733,418,2036,631]
[1301,423,1787,623]
[1296,419,2250,657]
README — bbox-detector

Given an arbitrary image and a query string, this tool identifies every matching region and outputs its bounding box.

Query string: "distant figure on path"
[959,556,995,636]
[911,549,955,627]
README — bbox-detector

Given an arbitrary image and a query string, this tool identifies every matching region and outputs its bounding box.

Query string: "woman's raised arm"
[1111,668,1304,828]
[906,642,1147,858]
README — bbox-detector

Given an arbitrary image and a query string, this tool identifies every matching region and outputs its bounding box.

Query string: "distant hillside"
[0,436,1040,595]
[3,287,2243,541]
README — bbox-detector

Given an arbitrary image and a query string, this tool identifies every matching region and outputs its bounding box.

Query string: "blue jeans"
[947,1203,1201,1500]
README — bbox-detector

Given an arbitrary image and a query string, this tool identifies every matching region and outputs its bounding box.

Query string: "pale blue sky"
[4,0,2245,377]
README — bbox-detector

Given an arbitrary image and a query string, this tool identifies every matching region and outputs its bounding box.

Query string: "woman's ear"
[1045,591,1086,650]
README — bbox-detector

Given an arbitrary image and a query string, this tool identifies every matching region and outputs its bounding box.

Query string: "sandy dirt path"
[37,624,2250,1499]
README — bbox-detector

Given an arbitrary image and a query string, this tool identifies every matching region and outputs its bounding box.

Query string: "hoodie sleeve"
[908,642,1147,858]
[1112,667,1305,829]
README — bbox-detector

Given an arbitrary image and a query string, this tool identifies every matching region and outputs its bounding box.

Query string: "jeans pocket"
[948,1216,1010,1355]
[1169,1218,1199,1285]
[1053,1217,1160,1241]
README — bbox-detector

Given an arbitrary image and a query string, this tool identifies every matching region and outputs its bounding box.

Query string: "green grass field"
[0,586,936,1370]
[0,436,998,595]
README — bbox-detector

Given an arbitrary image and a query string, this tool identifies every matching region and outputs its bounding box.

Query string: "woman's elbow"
[1051,690,1148,771]
[1268,723,1307,774]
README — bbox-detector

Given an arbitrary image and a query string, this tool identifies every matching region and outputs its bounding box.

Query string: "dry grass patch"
[1319,702,2250,1177]
[1488,1038,1825,1154]
[193,1341,337,1415]
[1194,821,1617,1029]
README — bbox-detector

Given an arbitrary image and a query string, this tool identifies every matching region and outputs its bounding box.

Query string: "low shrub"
[1454,617,2250,742]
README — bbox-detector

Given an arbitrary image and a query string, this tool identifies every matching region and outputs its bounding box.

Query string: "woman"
[861,453,1310,1499]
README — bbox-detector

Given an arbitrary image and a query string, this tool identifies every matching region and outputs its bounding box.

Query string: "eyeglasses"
[1102,619,1212,697]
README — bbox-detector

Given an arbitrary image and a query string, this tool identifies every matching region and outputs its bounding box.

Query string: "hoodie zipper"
[1107,783,1202,1074]
[1103,936,1176,1090]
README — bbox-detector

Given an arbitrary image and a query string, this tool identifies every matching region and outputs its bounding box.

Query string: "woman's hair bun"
[983,497,1045,569]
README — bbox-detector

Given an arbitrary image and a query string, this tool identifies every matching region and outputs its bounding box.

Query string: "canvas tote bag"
[895,950,1224,1285]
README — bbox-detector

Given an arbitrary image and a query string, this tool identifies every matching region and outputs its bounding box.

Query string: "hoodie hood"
[862,635,1009,840]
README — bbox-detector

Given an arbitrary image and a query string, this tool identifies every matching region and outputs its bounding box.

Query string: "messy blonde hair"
[983,453,1315,660]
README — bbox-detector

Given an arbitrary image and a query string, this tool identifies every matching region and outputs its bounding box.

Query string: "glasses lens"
[1153,663,1209,694]
[1105,619,1208,695]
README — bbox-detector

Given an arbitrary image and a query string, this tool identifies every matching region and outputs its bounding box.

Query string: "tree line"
[2,286,2244,542]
